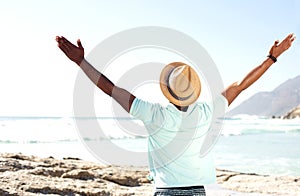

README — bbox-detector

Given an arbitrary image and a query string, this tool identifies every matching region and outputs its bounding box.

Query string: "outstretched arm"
[222,33,296,106]
[56,36,135,112]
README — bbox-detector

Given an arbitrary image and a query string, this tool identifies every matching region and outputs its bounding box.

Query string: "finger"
[61,36,75,46]
[63,42,71,52]
[58,43,68,52]
[77,39,83,49]
[274,40,279,46]
[61,36,68,42]
[56,36,65,43]
[290,34,296,41]
[62,37,79,50]
[58,43,70,53]
[56,36,68,46]
[59,46,69,57]
[283,33,293,41]
[58,38,71,50]
[282,33,296,44]
[58,44,67,53]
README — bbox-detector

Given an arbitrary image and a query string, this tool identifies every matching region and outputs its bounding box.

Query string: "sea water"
[213,115,300,176]
[0,116,299,176]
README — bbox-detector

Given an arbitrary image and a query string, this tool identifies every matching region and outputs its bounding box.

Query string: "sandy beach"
[0,153,299,196]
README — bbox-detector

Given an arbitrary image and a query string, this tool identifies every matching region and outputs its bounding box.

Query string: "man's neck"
[173,104,189,112]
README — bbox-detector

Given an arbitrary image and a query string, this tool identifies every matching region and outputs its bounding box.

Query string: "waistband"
[156,185,205,190]
[154,186,206,196]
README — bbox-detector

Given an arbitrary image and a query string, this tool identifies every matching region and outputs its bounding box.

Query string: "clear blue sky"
[0,0,299,116]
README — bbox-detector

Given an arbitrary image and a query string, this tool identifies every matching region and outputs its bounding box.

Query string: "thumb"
[274,40,279,46]
[77,39,83,49]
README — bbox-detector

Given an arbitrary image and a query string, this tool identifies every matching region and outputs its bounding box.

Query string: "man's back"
[130,98,222,187]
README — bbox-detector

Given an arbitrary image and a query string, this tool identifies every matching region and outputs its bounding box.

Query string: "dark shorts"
[153,186,206,196]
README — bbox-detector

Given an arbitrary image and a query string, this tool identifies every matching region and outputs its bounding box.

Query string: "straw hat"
[160,62,201,107]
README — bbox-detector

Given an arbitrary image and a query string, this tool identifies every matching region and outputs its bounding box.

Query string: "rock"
[61,169,96,180]
[0,188,17,196]
[0,153,299,195]
[283,105,300,119]
[0,153,152,196]
[29,167,67,177]
[216,169,300,195]
[100,165,150,187]
[63,157,82,160]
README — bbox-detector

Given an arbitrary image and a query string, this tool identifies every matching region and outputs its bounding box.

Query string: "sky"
[0,0,299,117]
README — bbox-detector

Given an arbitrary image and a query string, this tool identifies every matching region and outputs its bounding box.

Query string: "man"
[56,33,295,196]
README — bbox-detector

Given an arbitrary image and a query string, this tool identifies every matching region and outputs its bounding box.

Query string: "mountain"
[227,75,300,117]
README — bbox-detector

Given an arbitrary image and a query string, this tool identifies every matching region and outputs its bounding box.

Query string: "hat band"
[166,80,193,101]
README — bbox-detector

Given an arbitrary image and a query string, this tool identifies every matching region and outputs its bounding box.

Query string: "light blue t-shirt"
[129,96,228,188]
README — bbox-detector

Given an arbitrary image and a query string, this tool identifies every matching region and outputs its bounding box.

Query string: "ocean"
[0,116,299,177]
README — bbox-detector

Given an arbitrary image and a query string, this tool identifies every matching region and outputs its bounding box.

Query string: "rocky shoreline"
[283,105,300,119]
[0,153,299,196]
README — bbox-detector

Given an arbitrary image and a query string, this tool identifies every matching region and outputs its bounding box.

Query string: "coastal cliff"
[227,75,300,117]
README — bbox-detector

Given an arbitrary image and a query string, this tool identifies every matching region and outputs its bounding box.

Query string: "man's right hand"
[56,36,84,66]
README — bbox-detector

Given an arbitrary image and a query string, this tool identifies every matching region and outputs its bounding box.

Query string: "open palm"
[56,36,84,65]
[269,33,296,58]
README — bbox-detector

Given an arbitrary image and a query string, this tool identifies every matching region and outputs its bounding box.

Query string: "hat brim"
[160,62,201,107]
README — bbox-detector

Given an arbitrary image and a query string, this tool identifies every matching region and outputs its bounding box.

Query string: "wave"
[0,139,78,144]
[227,114,265,120]
[0,116,299,143]
[221,117,300,136]
[0,136,147,144]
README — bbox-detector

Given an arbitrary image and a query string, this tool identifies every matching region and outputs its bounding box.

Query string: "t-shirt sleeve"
[201,95,228,117]
[210,94,228,121]
[214,94,229,113]
[129,98,162,124]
